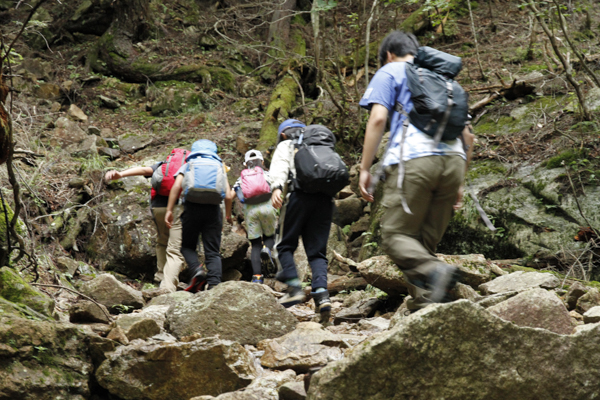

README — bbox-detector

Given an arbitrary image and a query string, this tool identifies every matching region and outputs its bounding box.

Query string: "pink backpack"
[240,166,271,205]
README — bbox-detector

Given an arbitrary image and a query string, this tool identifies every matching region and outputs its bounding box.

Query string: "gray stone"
[96,337,257,400]
[357,317,391,332]
[307,300,600,400]
[148,291,192,307]
[69,300,111,324]
[55,256,82,276]
[475,291,519,308]
[479,271,560,295]
[236,135,252,155]
[166,281,297,345]
[326,224,350,275]
[88,125,101,135]
[577,288,600,314]
[487,288,574,335]
[69,135,106,158]
[223,268,242,282]
[99,95,120,109]
[337,185,355,200]
[566,281,587,310]
[33,83,61,100]
[118,134,153,153]
[259,322,345,372]
[333,197,363,227]
[453,282,483,302]
[334,298,380,325]
[583,306,600,324]
[279,381,307,400]
[98,147,121,160]
[51,117,87,147]
[115,316,161,341]
[356,255,409,297]
[80,274,144,313]
[437,253,495,287]
[67,104,88,122]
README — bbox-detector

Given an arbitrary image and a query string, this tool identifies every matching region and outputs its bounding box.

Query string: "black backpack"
[400,46,469,143]
[292,125,349,197]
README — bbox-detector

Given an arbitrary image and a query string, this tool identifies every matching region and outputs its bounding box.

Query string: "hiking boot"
[311,289,332,313]
[251,274,264,284]
[427,263,461,303]
[260,247,277,277]
[279,286,305,308]
[184,265,208,293]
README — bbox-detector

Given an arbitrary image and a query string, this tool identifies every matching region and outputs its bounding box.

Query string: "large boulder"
[79,274,144,312]
[487,288,574,335]
[166,281,297,344]
[259,322,346,373]
[308,300,600,400]
[479,271,560,295]
[0,315,94,400]
[0,267,55,317]
[576,287,600,314]
[96,337,257,400]
[333,197,364,227]
[437,253,496,287]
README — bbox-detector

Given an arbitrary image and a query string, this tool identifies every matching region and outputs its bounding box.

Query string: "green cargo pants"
[381,155,465,309]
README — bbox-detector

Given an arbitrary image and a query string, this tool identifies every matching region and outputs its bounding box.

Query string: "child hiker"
[165,139,234,292]
[104,148,187,292]
[231,150,277,284]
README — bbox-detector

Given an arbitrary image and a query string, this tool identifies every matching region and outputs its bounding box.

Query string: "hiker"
[270,119,349,316]
[358,31,474,312]
[104,148,187,292]
[165,139,234,292]
[231,150,277,284]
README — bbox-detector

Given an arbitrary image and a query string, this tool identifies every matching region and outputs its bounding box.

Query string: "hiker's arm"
[165,175,183,229]
[359,104,389,202]
[270,142,291,210]
[104,167,153,182]
[454,126,475,210]
[225,181,234,224]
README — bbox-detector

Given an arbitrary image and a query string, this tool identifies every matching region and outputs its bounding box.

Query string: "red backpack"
[240,166,271,205]
[150,148,187,199]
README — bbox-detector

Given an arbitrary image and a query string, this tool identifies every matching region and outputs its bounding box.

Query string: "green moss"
[208,67,236,93]
[0,267,54,316]
[467,159,507,180]
[475,115,526,135]
[0,199,25,242]
[291,29,306,57]
[544,149,587,169]
[257,75,299,151]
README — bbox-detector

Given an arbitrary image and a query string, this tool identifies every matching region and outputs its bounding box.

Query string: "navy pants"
[180,202,222,286]
[275,191,333,289]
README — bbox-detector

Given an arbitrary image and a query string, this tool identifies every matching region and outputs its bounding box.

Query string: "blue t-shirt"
[360,61,465,166]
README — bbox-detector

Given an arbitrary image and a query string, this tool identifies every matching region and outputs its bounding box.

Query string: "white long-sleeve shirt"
[269,140,296,193]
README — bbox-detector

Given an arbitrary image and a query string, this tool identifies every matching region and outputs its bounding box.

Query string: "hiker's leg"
[263,235,275,251]
[274,192,303,282]
[161,204,185,292]
[421,155,465,254]
[250,237,263,275]
[381,159,441,282]
[200,204,223,286]
[301,193,334,290]
[259,202,278,239]
[180,203,203,272]
[151,207,169,283]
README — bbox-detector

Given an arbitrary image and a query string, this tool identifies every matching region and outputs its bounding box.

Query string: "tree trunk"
[268,0,297,50]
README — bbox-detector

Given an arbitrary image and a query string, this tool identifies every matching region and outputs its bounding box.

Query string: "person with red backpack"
[104,148,188,292]
[231,150,278,284]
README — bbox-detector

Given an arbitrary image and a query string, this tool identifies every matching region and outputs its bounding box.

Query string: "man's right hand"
[165,210,173,229]
[104,170,121,182]
[271,189,283,209]
[359,169,375,202]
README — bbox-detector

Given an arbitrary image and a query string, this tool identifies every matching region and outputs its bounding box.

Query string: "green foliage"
[544,149,587,169]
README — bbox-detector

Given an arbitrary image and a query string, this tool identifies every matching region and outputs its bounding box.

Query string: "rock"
[0,267,55,316]
[166,281,297,344]
[236,136,252,155]
[259,322,346,372]
[333,197,363,227]
[334,298,380,325]
[279,381,307,400]
[67,104,88,122]
[142,287,171,303]
[220,229,250,272]
[107,326,130,345]
[99,94,120,109]
[0,315,94,400]
[69,134,106,158]
[566,281,587,310]
[337,185,355,200]
[115,316,161,340]
[223,268,242,282]
[583,306,600,323]
[356,255,409,297]
[33,83,61,100]
[96,337,257,400]
[487,288,574,335]
[475,291,519,308]
[98,146,121,160]
[307,300,600,400]
[120,304,170,331]
[437,253,495,287]
[478,271,560,295]
[100,127,113,137]
[149,83,207,116]
[239,78,263,98]
[357,317,391,332]
[80,274,144,313]
[576,288,600,314]
[347,215,370,241]
[54,256,82,276]
[148,290,192,307]
[327,275,368,295]
[69,300,111,324]
[453,282,483,302]
[67,177,86,189]
[326,224,350,276]
[88,125,101,135]
[52,117,87,147]
[21,58,53,81]
[118,134,153,153]
[202,369,299,400]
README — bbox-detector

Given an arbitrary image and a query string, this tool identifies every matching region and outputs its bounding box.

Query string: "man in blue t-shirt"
[358,31,474,312]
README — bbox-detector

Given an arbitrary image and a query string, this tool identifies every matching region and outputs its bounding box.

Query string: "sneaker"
[279,286,305,308]
[184,265,208,293]
[427,263,461,304]
[311,290,332,313]
[260,247,277,277]
[251,274,264,284]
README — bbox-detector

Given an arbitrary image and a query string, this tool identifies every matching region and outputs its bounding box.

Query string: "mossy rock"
[0,198,26,243]
[0,267,55,317]
[207,67,236,93]
[257,75,299,151]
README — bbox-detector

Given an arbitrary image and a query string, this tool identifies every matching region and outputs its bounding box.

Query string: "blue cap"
[277,119,305,137]
[191,139,217,154]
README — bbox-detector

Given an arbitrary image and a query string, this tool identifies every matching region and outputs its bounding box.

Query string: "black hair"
[378,31,420,66]
[246,159,262,169]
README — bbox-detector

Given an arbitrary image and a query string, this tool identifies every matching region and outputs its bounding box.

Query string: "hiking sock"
[314,287,326,293]
[285,278,301,288]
